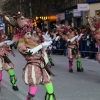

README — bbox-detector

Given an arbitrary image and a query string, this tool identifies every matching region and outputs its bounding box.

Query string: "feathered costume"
[0,30,18,91]
[55,24,84,72]
[87,14,100,63]
[4,12,56,100]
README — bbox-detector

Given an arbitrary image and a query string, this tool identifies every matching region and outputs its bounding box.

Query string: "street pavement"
[1,49,100,100]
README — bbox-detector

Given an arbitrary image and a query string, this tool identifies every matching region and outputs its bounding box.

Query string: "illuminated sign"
[77,3,90,11]
[73,9,82,17]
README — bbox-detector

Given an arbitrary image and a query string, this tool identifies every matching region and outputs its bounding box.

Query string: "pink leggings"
[69,58,73,69]
[26,86,38,100]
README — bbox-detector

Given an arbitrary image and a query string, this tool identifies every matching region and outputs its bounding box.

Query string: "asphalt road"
[1,49,100,100]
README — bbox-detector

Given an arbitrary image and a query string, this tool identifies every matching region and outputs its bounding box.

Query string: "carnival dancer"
[5,12,56,100]
[54,24,84,72]
[86,14,100,63]
[0,30,18,91]
[66,28,84,72]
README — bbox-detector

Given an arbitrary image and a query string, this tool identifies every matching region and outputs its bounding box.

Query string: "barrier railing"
[51,40,98,59]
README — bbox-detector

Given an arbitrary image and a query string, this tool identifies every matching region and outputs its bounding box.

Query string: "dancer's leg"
[26,85,38,100]
[48,56,54,66]
[0,71,2,88]
[76,58,84,72]
[7,69,18,90]
[68,58,73,72]
[44,82,56,100]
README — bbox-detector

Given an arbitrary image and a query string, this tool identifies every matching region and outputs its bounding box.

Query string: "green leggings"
[7,69,17,86]
[48,56,53,63]
[44,82,56,100]
[76,58,81,68]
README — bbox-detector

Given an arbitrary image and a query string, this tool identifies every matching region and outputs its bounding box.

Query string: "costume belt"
[23,57,55,82]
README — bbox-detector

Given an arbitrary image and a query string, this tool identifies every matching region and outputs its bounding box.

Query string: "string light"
[35,15,56,21]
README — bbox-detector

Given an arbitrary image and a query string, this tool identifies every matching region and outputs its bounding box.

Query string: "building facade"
[55,0,100,27]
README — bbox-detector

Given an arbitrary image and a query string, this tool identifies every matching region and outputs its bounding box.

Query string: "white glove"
[42,42,51,47]
[42,35,48,41]
[67,36,78,43]
[42,34,51,41]
[0,42,5,47]
[4,40,11,43]
[5,40,14,45]
[75,35,78,39]
[49,40,52,44]
[26,45,42,55]
[77,34,83,41]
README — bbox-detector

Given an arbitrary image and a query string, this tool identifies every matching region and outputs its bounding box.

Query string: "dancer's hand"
[42,34,52,42]
[42,34,51,41]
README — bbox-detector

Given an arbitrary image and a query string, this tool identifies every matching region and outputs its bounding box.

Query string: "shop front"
[73,9,82,27]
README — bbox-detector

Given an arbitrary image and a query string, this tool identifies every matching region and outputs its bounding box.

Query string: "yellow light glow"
[41,16,43,20]
[36,16,38,20]
[48,16,56,20]
[18,11,21,15]
[46,16,48,20]
[35,15,56,21]
[44,17,46,20]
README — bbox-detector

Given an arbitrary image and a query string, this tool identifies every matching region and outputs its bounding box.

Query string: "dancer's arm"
[0,42,5,47]
[77,33,83,41]
[26,45,42,55]
[26,42,51,55]
[67,36,78,43]
[6,40,14,46]
[4,44,15,57]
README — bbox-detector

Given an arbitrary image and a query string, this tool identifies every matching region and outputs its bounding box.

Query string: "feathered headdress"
[4,12,33,41]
